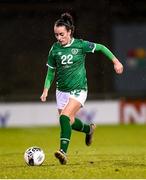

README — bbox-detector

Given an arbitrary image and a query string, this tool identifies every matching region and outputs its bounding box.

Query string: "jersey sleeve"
[95,43,115,60]
[82,40,96,53]
[46,46,56,69]
[44,67,55,89]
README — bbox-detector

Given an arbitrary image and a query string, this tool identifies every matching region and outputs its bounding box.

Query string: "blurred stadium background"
[0,0,146,127]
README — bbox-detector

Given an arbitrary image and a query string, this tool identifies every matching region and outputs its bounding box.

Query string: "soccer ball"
[24,146,45,166]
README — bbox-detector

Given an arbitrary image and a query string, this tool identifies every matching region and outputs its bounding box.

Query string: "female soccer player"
[40,13,123,165]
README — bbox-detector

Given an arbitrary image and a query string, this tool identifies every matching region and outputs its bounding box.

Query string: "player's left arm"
[95,43,123,74]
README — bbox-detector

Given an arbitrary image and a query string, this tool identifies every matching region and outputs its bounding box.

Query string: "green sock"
[59,115,72,153]
[71,117,90,134]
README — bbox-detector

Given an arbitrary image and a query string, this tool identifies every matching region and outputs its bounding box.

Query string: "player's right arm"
[40,67,55,102]
[40,45,56,102]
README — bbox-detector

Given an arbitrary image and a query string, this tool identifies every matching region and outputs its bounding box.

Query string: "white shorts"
[56,89,87,110]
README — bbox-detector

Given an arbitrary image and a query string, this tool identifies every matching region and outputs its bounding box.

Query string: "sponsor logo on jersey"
[71,48,78,55]
[58,52,62,55]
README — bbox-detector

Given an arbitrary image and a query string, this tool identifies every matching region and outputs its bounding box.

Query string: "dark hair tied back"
[55,12,74,35]
[60,13,73,27]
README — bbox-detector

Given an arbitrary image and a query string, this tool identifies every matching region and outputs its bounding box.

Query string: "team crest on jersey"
[71,48,78,55]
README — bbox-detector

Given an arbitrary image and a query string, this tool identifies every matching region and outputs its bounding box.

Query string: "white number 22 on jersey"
[61,54,73,65]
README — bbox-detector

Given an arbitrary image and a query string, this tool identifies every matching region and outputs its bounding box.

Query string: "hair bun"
[61,12,73,26]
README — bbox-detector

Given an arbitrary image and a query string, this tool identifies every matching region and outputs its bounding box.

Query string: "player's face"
[54,25,71,46]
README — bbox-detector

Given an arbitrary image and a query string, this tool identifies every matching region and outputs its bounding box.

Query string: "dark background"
[0,0,146,102]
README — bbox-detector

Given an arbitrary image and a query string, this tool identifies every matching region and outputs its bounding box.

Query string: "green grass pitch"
[0,124,146,179]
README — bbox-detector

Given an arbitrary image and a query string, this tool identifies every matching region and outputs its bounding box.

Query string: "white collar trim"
[63,38,74,47]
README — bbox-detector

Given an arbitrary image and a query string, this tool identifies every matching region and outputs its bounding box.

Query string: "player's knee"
[60,113,75,124]
[69,116,75,124]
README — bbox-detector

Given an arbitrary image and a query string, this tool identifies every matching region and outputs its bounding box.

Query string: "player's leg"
[55,97,81,164]
[71,117,96,146]
[55,90,96,164]
[69,90,96,145]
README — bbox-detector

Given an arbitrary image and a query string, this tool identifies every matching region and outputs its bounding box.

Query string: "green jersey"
[47,38,96,91]
[47,38,114,92]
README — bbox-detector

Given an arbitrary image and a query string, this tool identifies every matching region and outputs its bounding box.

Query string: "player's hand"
[40,88,48,102]
[113,57,123,74]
